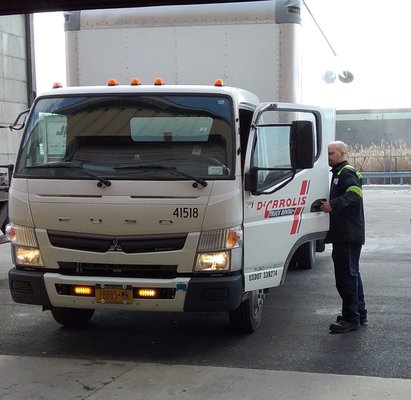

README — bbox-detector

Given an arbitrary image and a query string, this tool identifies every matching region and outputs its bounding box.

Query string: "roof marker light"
[52,82,63,89]
[107,79,119,86]
[214,79,224,87]
[130,78,142,86]
[154,77,165,86]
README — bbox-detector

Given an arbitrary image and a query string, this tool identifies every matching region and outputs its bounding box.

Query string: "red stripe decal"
[291,180,310,234]
[300,179,309,196]
[290,207,303,235]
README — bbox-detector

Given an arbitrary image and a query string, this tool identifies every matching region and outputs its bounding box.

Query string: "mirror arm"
[0,108,30,131]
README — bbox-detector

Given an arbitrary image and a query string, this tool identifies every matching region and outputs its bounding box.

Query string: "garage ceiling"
[0,0,254,15]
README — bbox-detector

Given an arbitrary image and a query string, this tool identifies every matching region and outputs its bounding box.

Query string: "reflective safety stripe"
[347,185,363,198]
[337,164,362,180]
[337,164,363,198]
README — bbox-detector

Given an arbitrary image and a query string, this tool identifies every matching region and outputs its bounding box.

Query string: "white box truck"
[6,0,336,332]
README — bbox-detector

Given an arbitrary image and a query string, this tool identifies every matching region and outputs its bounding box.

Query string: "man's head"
[328,141,348,167]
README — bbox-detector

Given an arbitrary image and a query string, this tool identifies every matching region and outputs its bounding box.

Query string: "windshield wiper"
[26,162,112,188]
[115,164,208,188]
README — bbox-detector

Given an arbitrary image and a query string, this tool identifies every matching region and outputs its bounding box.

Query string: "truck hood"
[26,179,241,235]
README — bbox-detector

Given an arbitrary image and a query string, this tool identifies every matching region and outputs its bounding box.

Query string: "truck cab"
[7,81,332,331]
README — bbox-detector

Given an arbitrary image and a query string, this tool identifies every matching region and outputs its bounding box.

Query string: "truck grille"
[48,231,187,253]
[58,262,179,279]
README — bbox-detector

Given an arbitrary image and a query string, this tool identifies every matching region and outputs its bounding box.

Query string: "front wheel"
[291,241,316,270]
[229,289,265,333]
[50,307,95,327]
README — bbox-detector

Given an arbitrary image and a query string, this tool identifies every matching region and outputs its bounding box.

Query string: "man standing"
[320,141,367,333]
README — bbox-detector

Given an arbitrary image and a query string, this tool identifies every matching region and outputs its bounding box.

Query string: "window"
[15,94,235,181]
[248,108,318,193]
[252,125,293,190]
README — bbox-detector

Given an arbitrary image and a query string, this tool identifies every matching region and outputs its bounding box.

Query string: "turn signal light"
[227,229,241,248]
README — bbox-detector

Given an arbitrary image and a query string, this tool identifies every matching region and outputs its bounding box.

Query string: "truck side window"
[25,113,68,166]
[239,109,254,172]
[252,125,292,189]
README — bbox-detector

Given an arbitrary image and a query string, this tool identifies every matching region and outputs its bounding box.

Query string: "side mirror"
[290,120,314,169]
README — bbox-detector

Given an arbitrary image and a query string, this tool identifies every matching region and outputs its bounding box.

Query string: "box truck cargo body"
[6,0,335,331]
[64,0,329,103]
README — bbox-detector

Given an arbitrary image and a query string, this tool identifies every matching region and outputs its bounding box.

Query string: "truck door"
[243,103,331,292]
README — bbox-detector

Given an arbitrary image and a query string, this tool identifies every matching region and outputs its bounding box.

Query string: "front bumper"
[8,268,243,312]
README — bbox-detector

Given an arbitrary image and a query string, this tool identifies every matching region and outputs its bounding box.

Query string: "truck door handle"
[310,198,327,212]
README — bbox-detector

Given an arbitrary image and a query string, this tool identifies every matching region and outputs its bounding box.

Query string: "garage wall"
[0,14,28,165]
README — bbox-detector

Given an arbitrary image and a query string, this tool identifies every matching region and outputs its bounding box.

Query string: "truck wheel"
[50,307,95,327]
[1,216,9,238]
[229,289,264,333]
[292,241,316,270]
[316,239,326,253]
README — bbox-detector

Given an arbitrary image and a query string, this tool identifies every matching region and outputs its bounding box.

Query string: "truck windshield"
[15,94,234,181]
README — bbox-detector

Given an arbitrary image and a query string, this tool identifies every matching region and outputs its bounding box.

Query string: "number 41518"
[173,207,199,218]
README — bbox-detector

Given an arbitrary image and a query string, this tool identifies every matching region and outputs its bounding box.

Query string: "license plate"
[95,284,133,304]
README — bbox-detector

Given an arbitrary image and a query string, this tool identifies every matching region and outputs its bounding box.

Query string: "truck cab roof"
[38,84,261,111]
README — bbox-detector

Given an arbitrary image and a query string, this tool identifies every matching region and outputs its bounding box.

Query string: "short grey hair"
[329,141,348,155]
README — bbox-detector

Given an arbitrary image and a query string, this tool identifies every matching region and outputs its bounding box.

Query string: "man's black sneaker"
[336,314,368,326]
[329,318,360,333]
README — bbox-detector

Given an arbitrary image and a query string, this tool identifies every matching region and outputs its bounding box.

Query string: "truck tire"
[50,307,95,327]
[316,239,326,253]
[229,289,264,333]
[1,216,8,238]
[292,241,316,270]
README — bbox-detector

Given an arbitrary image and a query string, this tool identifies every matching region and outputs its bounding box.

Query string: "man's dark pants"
[332,242,366,323]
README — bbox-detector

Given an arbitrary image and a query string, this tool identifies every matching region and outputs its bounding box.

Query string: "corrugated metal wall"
[0,15,28,165]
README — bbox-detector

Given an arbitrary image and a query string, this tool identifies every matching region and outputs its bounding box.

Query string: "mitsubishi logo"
[108,239,123,252]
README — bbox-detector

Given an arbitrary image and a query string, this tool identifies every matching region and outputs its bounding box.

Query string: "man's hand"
[320,201,332,213]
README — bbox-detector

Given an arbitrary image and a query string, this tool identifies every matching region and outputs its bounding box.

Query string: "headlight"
[14,247,44,266]
[197,251,230,271]
[195,226,242,272]
[6,223,44,267]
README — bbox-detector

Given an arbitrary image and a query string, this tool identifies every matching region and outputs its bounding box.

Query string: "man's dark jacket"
[325,161,365,244]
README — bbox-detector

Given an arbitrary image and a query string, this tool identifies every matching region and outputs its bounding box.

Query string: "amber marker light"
[227,229,240,248]
[107,78,119,86]
[5,224,16,242]
[137,288,158,298]
[130,78,142,85]
[72,286,94,296]
[154,77,165,86]
[214,79,224,87]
